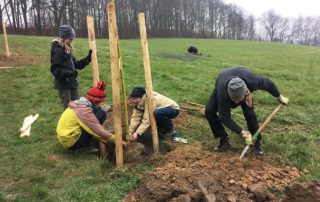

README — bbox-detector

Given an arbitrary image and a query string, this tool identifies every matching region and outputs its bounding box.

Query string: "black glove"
[71,70,78,78]
[86,49,92,63]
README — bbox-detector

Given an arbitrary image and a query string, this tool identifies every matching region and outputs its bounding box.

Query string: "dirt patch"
[283,180,320,202]
[0,53,48,67]
[125,144,303,202]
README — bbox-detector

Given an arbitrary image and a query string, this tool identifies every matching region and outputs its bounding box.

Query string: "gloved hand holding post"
[86,49,92,63]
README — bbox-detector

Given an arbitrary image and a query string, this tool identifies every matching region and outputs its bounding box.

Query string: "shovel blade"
[240,145,250,159]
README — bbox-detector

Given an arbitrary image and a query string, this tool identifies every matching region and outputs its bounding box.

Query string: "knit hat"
[86,81,107,103]
[129,87,146,98]
[59,25,76,39]
[227,77,247,101]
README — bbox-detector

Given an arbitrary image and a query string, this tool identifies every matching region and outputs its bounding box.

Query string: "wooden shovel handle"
[252,104,283,139]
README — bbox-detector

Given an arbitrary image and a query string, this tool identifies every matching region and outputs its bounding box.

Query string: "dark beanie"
[59,25,76,39]
[227,77,247,101]
[129,87,146,98]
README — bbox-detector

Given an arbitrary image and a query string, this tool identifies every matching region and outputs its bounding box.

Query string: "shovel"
[240,104,283,159]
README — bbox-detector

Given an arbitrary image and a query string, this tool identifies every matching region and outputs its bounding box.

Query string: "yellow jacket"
[57,98,112,148]
[129,92,180,135]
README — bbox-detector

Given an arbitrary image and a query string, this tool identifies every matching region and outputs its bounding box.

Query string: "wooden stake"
[118,43,129,139]
[2,21,11,58]
[107,2,123,167]
[87,16,107,159]
[87,16,99,85]
[138,13,159,155]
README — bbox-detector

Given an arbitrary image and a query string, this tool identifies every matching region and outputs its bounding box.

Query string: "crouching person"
[56,81,115,150]
[128,87,180,141]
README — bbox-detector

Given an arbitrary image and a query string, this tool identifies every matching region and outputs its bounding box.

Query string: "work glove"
[106,133,127,147]
[85,49,92,63]
[71,70,78,78]
[278,95,289,105]
[242,130,253,145]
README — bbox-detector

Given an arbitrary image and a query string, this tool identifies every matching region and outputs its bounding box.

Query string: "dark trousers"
[59,88,80,110]
[154,107,179,133]
[205,89,261,141]
[69,108,107,150]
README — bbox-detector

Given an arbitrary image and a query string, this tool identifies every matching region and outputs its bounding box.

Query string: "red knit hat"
[86,81,107,103]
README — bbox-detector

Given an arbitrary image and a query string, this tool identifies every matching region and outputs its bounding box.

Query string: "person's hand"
[71,70,78,78]
[107,132,115,143]
[130,132,139,141]
[200,108,206,116]
[278,94,289,105]
[86,49,92,63]
[241,130,253,145]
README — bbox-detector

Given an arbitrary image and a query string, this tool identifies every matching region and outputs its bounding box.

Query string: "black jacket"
[50,40,89,89]
[215,67,281,134]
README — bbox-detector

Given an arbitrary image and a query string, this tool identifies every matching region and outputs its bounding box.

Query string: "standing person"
[205,67,289,156]
[128,87,180,141]
[56,81,115,150]
[50,25,92,109]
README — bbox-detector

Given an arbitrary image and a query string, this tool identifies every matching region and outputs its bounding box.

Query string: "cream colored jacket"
[129,92,180,135]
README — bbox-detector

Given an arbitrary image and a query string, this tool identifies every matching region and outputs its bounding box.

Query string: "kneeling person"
[56,81,115,150]
[129,87,180,141]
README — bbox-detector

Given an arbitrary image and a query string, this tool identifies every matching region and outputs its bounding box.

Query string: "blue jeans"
[69,108,106,150]
[154,107,179,133]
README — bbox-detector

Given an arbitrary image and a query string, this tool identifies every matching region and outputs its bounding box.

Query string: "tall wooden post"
[138,13,159,155]
[107,1,123,167]
[87,16,99,85]
[118,43,129,139]
[87,16,107,159]
[2,21,11,58]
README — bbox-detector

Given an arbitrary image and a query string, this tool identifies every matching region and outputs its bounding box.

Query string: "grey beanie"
[59,25,76,39]
[227,77,247,101]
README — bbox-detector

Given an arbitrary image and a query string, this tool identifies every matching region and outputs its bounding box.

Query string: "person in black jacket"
[205,67,289,156]
[50,25,92,109]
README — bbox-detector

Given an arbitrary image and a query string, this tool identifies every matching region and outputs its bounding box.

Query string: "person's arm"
[256,76,280,97]
[129,108,143,134]
[218,102,243,134]
[135,106,151,135]
[73,50,92,70]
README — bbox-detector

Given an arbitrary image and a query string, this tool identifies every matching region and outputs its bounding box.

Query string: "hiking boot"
[254,140,264,156]
[213,137,231,152]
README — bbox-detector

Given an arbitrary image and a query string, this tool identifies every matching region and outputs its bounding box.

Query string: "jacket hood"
[69,97,92,109]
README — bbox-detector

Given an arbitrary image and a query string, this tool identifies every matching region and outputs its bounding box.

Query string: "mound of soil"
[283,180,320,202]
[125,144,302,202]
[0,54,48,67]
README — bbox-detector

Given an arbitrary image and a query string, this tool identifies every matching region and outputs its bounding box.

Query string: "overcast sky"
[223,0,320,18]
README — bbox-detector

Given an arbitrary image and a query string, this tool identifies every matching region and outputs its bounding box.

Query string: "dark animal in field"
[187,46,198,54]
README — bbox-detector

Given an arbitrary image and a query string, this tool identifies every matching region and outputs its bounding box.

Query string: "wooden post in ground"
[2,21,11,58]
[138,13,159,155]
[87,16,99,85]
[87,15,107,159]
[118,43,129,139]
[107,1,123,167]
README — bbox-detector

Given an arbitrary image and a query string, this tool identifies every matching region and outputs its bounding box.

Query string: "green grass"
[1,35,320,201]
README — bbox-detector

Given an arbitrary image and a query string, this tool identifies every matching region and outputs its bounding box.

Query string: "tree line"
[1,0,320,46]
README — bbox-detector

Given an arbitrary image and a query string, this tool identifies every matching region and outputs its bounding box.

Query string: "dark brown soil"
[283,180,320,202]
[125,144,303,202]
[0,53,48,67]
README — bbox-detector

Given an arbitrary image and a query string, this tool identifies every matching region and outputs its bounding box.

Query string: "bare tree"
[261,9,282,42]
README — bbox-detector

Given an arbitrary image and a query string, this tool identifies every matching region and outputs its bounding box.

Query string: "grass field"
[0,35,319,201]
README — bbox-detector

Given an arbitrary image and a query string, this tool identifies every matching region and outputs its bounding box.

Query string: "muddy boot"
[213,137,231,152]
[254,140,264,156]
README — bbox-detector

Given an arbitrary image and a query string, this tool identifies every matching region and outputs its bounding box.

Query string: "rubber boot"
[213,137,231,152]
